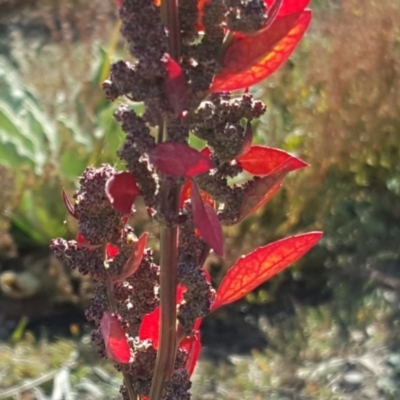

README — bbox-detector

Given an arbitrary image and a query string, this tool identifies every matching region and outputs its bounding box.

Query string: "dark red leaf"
[150,142,215,177]
[105,172,140,214]
[237,145,308,175]
[212,232,323,310]
[211,11,311,91]
[62,189,76,218]
[118,233,148,280]
[164,54,189,116]
[100,311,130,363]
[239,159,296,220]
[191,181,224,256]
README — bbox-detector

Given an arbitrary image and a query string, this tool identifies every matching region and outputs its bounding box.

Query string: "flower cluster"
[51,1,319,400]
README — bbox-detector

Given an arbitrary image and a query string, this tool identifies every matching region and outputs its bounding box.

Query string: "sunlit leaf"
[212,232,323,310]
[118,233,148,280]
[180,179,214,209]
[139,285,187,349]
[183,331,201,376]
[238,159,294,220]
[265,0,310,17]
[150,142,215,177]
[100,311,130,363]
[191,181,224,256]
[211,11,312,91]
[237,145,307,175]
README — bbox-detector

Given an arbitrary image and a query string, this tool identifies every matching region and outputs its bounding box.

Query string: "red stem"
[149,2,181,399]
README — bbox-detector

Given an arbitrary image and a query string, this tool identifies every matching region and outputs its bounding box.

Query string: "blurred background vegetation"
[0,0,400,398]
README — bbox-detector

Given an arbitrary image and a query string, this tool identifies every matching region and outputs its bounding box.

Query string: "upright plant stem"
[149,223,179,400]
[149,1,181,399]
[161,0,180,60]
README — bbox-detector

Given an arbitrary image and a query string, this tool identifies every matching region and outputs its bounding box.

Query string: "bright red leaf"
[191,181,224,257]
[76,233,101,250]
[100,311,131,363]
[150,142,215,177]
[105,172,140,214]
[106,243,120,259]
[118,232,148,280]
[265,0,310,17]
[183,331,201,376]
[211,10,312,92]
[238,159,294,220]
[164,54,189,116]
[180,179,214,209]
[139,305,160,348]
[139,285,187,349]
[221,12,302,74]
[237,145,307,175]
[212,232,323,310]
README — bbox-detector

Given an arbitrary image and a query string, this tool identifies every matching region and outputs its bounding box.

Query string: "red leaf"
[237,145,307,175]
[234,0,283,39]
[118,233,148,280]
[139,305,160,347]
[139,285,187,349]
[265,0,310,17]
[180,179,214,209]
[106,243,120,259]
[212,232,323,310]
[200,146,212,158]
[62,189,76,218]
[184,331,201,376]
[150,142,215,177]
[222,12,302,74]
[211,11,311,91]
[100,312,130,363]
[163,54,189,116]
[76,233,87,246]
[105,172,140,214]
[238,159,294,220]
[76,233,100,250]
[115,0,122,7]
[191,181,224,256]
